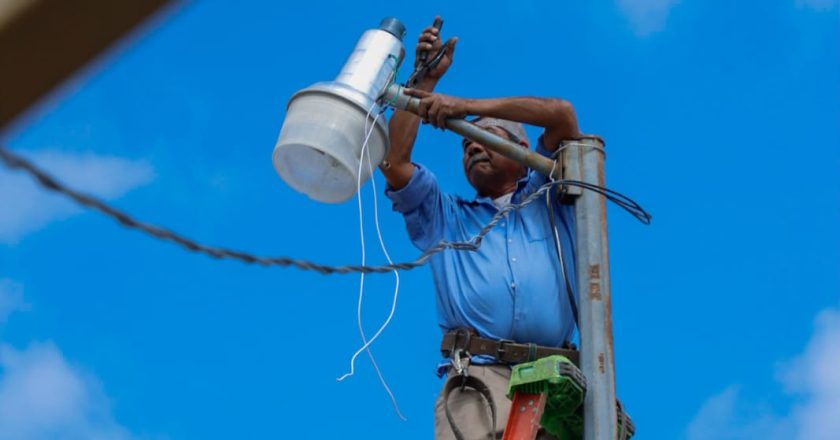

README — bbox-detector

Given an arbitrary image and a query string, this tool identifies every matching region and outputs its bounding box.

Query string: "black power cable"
[0,145,650,274]
[546,186,580,330]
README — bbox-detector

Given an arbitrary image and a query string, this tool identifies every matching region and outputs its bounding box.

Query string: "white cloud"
[795,0,840,11]
[781,307,840,439]
[617,0,680,36]
[0,279,29,323]
[0,150,154,244]
[0,342,136,440]
[686,304,840,440]
[686,387,795,440]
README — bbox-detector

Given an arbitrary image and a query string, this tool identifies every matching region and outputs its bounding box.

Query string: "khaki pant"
[434,363,559,440]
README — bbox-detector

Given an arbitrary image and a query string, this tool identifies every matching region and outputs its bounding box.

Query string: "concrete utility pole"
[562,136,619,440]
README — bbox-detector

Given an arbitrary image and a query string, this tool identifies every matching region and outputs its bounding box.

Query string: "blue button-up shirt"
[385,138,577,351]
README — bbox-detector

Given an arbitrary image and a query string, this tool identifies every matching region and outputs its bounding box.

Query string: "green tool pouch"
[507,355,635,439]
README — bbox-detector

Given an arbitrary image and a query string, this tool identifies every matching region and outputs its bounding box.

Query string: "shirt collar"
[471,173,531,206]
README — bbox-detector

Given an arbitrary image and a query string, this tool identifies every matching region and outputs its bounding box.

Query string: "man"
[382,21,580,439]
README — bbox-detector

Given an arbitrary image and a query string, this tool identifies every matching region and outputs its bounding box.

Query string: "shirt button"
[508,239,513,243]
[501,222,506,227]
[511,282,517,289]
[511,257,517,262]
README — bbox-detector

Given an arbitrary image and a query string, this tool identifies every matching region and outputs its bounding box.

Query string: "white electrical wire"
[336,104,406,420]
[361,115,405,419]
[337,103,377,383]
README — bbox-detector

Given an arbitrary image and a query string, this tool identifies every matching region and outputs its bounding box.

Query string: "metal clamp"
[496,338,515,361]
[552,137,607,202]
[451,348,469,377]
[448,329,473,381]
[447,328,472,356]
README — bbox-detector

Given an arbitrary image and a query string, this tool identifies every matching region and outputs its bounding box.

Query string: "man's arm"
[382,21,457,190]
[382,79,432,190]
[403,91,580,153]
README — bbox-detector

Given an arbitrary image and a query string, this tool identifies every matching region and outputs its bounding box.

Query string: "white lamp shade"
[272,87,389,204]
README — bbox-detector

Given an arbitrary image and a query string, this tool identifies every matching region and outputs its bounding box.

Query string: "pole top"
[564,135,605,147]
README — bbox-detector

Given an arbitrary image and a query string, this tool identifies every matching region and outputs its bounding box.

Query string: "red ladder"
[502,391,548,440]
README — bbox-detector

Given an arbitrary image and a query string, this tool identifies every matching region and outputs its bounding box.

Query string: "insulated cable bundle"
[0,145,651,274]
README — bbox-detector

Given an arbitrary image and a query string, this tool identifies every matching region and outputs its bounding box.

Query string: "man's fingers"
[404,88,430,98]
[418,31,439,43]
[437,108,448,130]
[418,31,439,52]
[418,34,442,53]
[446,37,458,59]
[421,25,440,36]
[416,99,429,121]
[428,100,442,128]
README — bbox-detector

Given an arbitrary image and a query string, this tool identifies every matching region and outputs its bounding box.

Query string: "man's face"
[461,126,528,197]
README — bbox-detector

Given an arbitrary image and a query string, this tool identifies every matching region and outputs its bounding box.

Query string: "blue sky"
[1,0,838,438]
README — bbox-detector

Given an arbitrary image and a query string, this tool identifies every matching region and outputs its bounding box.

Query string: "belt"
[441,329,580,367]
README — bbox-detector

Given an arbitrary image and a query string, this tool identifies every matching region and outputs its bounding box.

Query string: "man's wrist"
[462,98,478,116]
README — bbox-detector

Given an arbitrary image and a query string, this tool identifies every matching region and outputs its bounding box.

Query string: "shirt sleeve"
[384,164,449,251]
[522,135,555,195]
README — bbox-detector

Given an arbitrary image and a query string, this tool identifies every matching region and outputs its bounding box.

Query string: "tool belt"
[441,329,580,367]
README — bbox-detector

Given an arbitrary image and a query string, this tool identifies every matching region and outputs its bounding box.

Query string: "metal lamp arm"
[381,84,560,179]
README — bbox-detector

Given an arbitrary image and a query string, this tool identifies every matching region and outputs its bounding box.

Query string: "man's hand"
[381,18,459,191]
[414,18,458,84]
[404,89,470,129]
